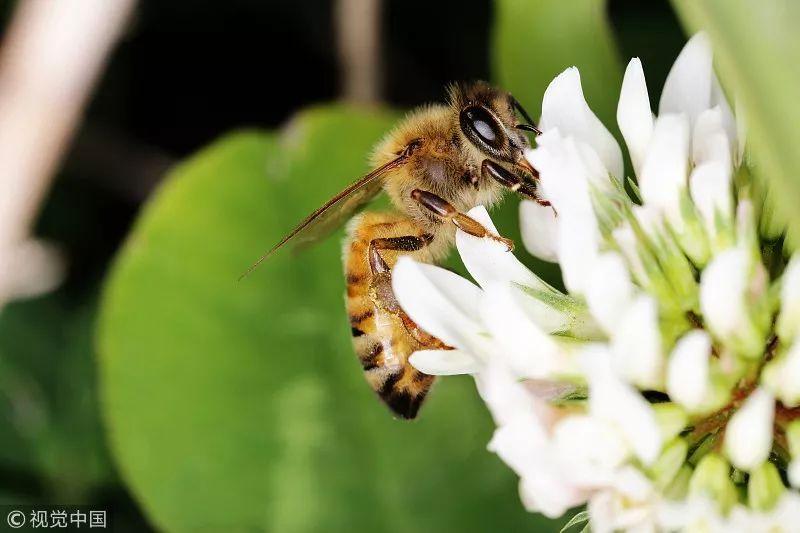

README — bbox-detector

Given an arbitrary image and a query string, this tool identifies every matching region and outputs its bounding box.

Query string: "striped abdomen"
[344,212,444,419]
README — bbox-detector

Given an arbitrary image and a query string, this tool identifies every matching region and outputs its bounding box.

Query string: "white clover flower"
[392,33,800,531]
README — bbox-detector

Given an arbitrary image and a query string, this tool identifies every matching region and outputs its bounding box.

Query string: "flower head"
[392,33,800,531]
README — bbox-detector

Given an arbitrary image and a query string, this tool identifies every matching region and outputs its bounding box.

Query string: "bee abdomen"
[378,367,435,419]
[344,212,439,419]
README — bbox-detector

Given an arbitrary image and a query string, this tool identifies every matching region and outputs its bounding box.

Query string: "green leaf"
[670,0,800,236]
[98,106,556,532]
[492,0,623,130]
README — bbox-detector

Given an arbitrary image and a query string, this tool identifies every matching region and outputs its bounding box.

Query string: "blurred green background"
[2,0,797,531]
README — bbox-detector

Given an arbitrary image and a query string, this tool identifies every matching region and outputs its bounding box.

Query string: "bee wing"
[240,152,409,279]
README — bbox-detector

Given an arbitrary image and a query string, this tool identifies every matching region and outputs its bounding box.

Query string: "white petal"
[667,330,712,411]
[612,223,648,285]
[518,471,587,518]
[699,247,747,337]
[583,346,662,464]
[689,160,733,237]
[408,349,481,375]
[531,130,595,217]
[391,257,486,353]
[557,213,601,296]
[710,76,738,160]
[554,415,629,488]
[639,113,690,229]
[699,247,766,358]
[476,359,551,426]
[519,200,559,262]
[456,205,551,291]
[724,388,774,471]
[481,282,572,379]
[763,338,800,407]
[659,33,713,126]
[789,459,800,488]
[610,295,663,389]
[632,204,665,238]
[540,67,624,180]
[777,254,800,341]
[617,58,653,176]
[692,107,732,169]
[586,252,635,334]
[528,132,602,295]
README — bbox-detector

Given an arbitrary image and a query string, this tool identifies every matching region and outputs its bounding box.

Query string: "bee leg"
[410,189,514,251]
[367,234,450,349]
[367,235,433,314]
[481,159,553,209]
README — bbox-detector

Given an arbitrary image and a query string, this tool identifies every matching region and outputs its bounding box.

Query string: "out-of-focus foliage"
[492,0,623,131]
[97,109,557,532]
[671,0,800,239]
[0,294,112,501]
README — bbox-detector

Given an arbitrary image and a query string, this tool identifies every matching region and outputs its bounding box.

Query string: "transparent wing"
[240,152,410,279]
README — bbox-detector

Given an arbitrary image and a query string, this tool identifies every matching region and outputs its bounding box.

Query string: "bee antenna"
[515,123,542,134]
[510,96,541,135]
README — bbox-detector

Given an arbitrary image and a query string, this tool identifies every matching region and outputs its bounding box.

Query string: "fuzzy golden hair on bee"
[243,81,547,419]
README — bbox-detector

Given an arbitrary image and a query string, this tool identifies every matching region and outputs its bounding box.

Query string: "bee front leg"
[410,189,514,251]
[481,159,552,208]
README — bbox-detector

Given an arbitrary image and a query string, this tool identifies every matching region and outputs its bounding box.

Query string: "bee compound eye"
[460,105,505,153]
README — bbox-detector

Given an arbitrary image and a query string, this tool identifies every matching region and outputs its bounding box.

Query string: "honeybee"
[244,81,548,419]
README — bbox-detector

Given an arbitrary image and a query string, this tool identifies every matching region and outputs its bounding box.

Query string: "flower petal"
[659,33,713,126]
[583,345,663,465]
[391,257,486,353]
[699,247,767,357]
[762,338,800,408]
[518,475,587,519]
[456,205,551,291]
[586,252,635,335]
[777,254,800,341]
[408,349,481,376]
[689,160,733,242]
[724,388,774,471]
[610,295,664,390]
[553,415,629,488]
[639,113,690,230]
[617,58,653,176]
[710,75,738,161]
[519,200,559,262]
[540,67,623,180]
[692,107,732,169]
[480,281,574,379]
[667,330,712,411]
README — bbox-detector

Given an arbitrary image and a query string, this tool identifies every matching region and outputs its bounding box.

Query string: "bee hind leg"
[410,188,515,251]
[367,234,450,349]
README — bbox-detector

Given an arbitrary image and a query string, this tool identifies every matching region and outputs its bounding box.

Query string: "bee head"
[448,81,539,173]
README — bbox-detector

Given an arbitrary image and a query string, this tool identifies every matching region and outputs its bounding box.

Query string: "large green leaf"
[98,106,557,532]
[670,0,800,234]
[492,0,623,130]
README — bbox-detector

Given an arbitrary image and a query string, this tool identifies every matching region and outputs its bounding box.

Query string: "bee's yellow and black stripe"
[344,212,438,419]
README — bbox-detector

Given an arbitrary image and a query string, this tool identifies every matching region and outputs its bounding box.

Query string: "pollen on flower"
[390,32,800,532]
